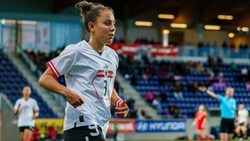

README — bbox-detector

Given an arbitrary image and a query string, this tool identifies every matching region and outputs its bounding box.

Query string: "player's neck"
[88,40,104,53]
[23,97,29,101]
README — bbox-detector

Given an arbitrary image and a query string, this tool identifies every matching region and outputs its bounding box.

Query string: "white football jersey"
[48,40,119,136]
[238,109,249,124]
[14,98,39,127]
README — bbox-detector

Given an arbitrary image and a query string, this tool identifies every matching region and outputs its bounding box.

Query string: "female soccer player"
[198,86,236,141]
[14,86,39,141]
[39,1,129,141]
[192,104,210,141]
[235,104,249,141]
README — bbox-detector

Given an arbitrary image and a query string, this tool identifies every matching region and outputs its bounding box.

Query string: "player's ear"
[88,22,95,33]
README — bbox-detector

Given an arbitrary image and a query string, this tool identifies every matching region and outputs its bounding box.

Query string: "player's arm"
[13,103,21,116]
[32,100,40,119]
[202,118,207,128]
[191,118,197,126]
[111,88,122,106]
[39,67,83,108]
[13,100,21,116]
[32,110,39,119]
[111,88,129,118]
[198,86,218,99]
[245,111,249,126]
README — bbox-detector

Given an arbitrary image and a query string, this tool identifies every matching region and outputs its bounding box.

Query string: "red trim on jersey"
[96,75,105,77]
[108,71,113,78]
[97,70,105,73]
[48,61,60,79]
[108,71,113,74]
[91,73,110,100]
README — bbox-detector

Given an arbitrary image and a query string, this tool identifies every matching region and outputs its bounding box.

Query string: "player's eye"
[104,20,115,26]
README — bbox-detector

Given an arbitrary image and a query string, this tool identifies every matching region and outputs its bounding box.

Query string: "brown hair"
[75,0,114,33]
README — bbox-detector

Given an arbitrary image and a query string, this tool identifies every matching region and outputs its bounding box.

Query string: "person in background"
[113,123,119,141]
[235,104,249,141]
[198,86,236,141]
[14,86,39,141]
[192,104,210,141]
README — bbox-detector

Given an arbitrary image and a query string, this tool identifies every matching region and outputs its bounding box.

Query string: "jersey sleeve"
[218,95,223,102]
[33,99,39,111]
[114,51,119,69]
[233,99,236,110]
[13,99,20,110]
[47,46,76,79]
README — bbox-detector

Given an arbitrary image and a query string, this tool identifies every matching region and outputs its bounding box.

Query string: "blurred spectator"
[229,61,238,71]
[207,56,215,67]
[239,67,249,82]
[197,42,204,48]
[246,82,250,91]
[137,108,146,119]
[159,90,168,103]
[196,62,205,72]
[152,96,161,113]
[127,96,135,111]
[168,104,180,118]
[222,41,228,48]
[187,80,199,94]
[173,106,181,118]
[145,91,155,103]
[172,83,183,99]
[213,66,223,77]
[217,56,223,67]
[212,41,218,48]
[229,42,236,51]
[130,75,137,86]
[213,77,226,89]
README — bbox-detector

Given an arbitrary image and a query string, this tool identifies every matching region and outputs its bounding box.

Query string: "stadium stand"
[119,54,250,118]
[0,49,57,118]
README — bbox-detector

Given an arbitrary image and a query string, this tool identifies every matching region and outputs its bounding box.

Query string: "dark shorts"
[64,125,105,141]
[239,122,248,126]
[19,126,34,132]
[220,118,235,133]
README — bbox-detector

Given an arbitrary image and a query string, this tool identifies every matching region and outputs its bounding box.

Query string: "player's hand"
[32,115,37,120]
[198,86,207,92]
[65,90,84,108]
[115,100,129,118]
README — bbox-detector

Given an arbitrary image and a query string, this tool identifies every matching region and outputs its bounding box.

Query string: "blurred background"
[0,0,249,140]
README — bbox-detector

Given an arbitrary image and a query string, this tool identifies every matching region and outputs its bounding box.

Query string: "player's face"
[239,104,244,110]
[93,10,116,45]
[22,86,31,98]
[226,88,234,97]
[199,105,205,111]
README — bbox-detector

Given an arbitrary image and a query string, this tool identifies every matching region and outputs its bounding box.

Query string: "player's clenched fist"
[64,90,84,108]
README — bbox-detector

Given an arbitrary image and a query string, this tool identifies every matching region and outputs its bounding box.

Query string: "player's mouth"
[109,34,114,39]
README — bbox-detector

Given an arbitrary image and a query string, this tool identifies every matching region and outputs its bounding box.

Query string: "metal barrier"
[0,93,19,141]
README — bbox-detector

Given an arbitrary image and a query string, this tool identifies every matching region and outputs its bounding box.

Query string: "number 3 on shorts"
[88,125,100,136]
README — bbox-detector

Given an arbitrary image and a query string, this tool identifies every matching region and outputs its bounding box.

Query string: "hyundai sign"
[136,120,186,132]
